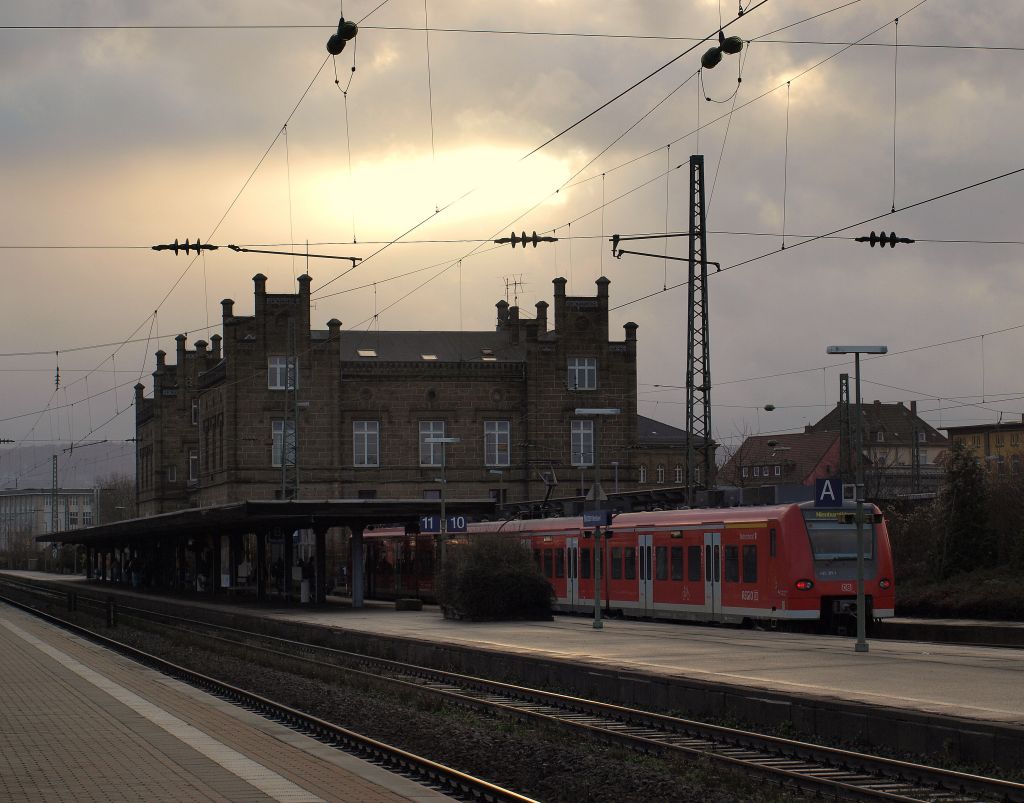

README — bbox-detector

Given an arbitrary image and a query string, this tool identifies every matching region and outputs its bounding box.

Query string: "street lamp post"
[827,345,887,653]
[575,408,621,630]
[427,436,460,566]
[488,469,504,509]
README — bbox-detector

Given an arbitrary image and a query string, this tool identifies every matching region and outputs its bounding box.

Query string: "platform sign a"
[814,477,843,508]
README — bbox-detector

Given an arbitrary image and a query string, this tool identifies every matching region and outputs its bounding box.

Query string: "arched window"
[674,465,683,483]
[656,464,665,483]
[639,464,648,483]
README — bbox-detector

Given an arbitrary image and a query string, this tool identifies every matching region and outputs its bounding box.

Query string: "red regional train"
[364,500,894,631]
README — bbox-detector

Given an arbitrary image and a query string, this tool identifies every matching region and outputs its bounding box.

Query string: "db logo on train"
[841,583,853,592]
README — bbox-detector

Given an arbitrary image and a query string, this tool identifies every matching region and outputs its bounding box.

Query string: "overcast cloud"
[2,0,1023,485]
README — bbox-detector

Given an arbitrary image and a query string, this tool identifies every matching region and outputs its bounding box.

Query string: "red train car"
[364,500,894,631]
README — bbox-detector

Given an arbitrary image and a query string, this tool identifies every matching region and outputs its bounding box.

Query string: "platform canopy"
[38,498,497,549]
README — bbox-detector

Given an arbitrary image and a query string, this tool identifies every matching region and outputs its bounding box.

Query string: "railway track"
[3,578,1022,803]
[0,584,535,803]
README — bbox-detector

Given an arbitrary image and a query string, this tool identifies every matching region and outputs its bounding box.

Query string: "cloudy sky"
[2,0,1022,484]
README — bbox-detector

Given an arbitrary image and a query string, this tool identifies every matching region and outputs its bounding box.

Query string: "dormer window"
[421,354,438,361]
[357,349,377,358]
[876,431,884,443]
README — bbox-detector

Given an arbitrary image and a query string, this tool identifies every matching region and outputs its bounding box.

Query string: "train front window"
[804,518,874,560]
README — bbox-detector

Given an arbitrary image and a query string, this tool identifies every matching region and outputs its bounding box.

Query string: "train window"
[534,550,542,571]
[543,549,553,578]
[670,546,683,581]
[724,546,739,582]
[688,546,701,580]
[581,548,591,579]
[555,549,565,578]
[713,545,721,582]
[611,547,623,580]
[624,547,637,580]
[655,546,668,581]
[742,545,758,583]
[769,529,777,557]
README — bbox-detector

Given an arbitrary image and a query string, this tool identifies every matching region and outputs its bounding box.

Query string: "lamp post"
[575,407,621,630]
[427,436,460,566]
[826,345,887,653]
[488,469,504,509]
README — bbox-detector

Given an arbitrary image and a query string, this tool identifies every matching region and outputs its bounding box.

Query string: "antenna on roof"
[501,275,527,306]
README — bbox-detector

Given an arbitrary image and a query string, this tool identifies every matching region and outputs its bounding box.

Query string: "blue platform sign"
[583,509,611,527]
[419,514,468,533]
[814,477,843,508]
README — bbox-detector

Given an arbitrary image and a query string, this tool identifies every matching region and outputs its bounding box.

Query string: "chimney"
[221,298,234,321]
[155,350,166,369]
[595,276,610,342]
[535,300,548,334]
[327,318,341,339]
[194,339,208,355]
[624,321,638,357]
[910,400,917,416]
[134,383,145,404]
[253,273,267,318]
[552,277,567,332]
[495,299,510,327]
[175,334,186,366]
[297,274,312,333]
[210,334,221,360]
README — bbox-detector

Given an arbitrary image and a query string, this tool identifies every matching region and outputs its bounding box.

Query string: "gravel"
[111,622,809,803]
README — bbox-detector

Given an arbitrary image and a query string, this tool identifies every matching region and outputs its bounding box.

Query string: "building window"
[996,434,1005,447]
[423,488,441,501]
[876,431,884,443]
[268,356,297,390]
[272,420,296,467]
[188,448,199,483]
[1012,434,1020,447]
[419,420,446,467]
[191,398,199,425]
[674,465,683,483]
[167,465,177,483]
[571,420,594,466]
[567,357,597,390]
[639,464,647,483]
[484,420,510,467]
[357,489,377,499]
[774,465,781,477]
[753,466,760,477]
[741,466,748,478]
[353,420,380,467]
[656,465,665,483]
[762,465,769,476]
[920,450,929,465]
[917,431,926,443]
[971,435,981,447]
[83,511,93,527]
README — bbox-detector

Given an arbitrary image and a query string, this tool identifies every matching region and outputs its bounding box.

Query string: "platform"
[272,603,1024,728]
[0,602,451,802]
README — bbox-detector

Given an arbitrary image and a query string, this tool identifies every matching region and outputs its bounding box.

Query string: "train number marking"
[741,590,759,601]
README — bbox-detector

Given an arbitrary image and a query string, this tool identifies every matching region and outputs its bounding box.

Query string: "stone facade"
[136,274,701,515]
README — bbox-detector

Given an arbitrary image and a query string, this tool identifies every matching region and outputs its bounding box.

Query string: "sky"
[2,0,1023,486]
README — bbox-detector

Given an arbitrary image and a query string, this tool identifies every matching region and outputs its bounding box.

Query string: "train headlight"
[794,579,814,591]
[878,578,892,590]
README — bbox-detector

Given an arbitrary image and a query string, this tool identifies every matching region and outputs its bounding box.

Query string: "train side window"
[670,546,683,580]
[724,545,739,582]
[581,548,591,579]
[543,548,553,578]
[688,545,701,580]
[533,550,542,571]
[624,547,637,580]
[611,547,623,580]
[655,546,669,581]
[769,528,777,558]
[555,548,565,578]
[742,544,758,583]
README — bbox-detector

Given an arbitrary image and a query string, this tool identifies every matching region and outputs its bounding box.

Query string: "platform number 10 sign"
[420,514,468,533]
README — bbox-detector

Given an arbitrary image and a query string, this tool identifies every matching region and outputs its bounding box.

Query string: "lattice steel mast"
[686,155,713,504]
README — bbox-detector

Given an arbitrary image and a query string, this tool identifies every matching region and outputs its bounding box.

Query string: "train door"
[638,534,654,615]
[565,537,580,608]
[703,531,723,621]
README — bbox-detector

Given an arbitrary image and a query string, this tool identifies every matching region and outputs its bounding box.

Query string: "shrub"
[437,534,553,621]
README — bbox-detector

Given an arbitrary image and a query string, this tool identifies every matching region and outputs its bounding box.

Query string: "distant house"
[632,416,706,490]
[806,400,948,498]
[718,431,840,489]
[944,418,1024,476]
